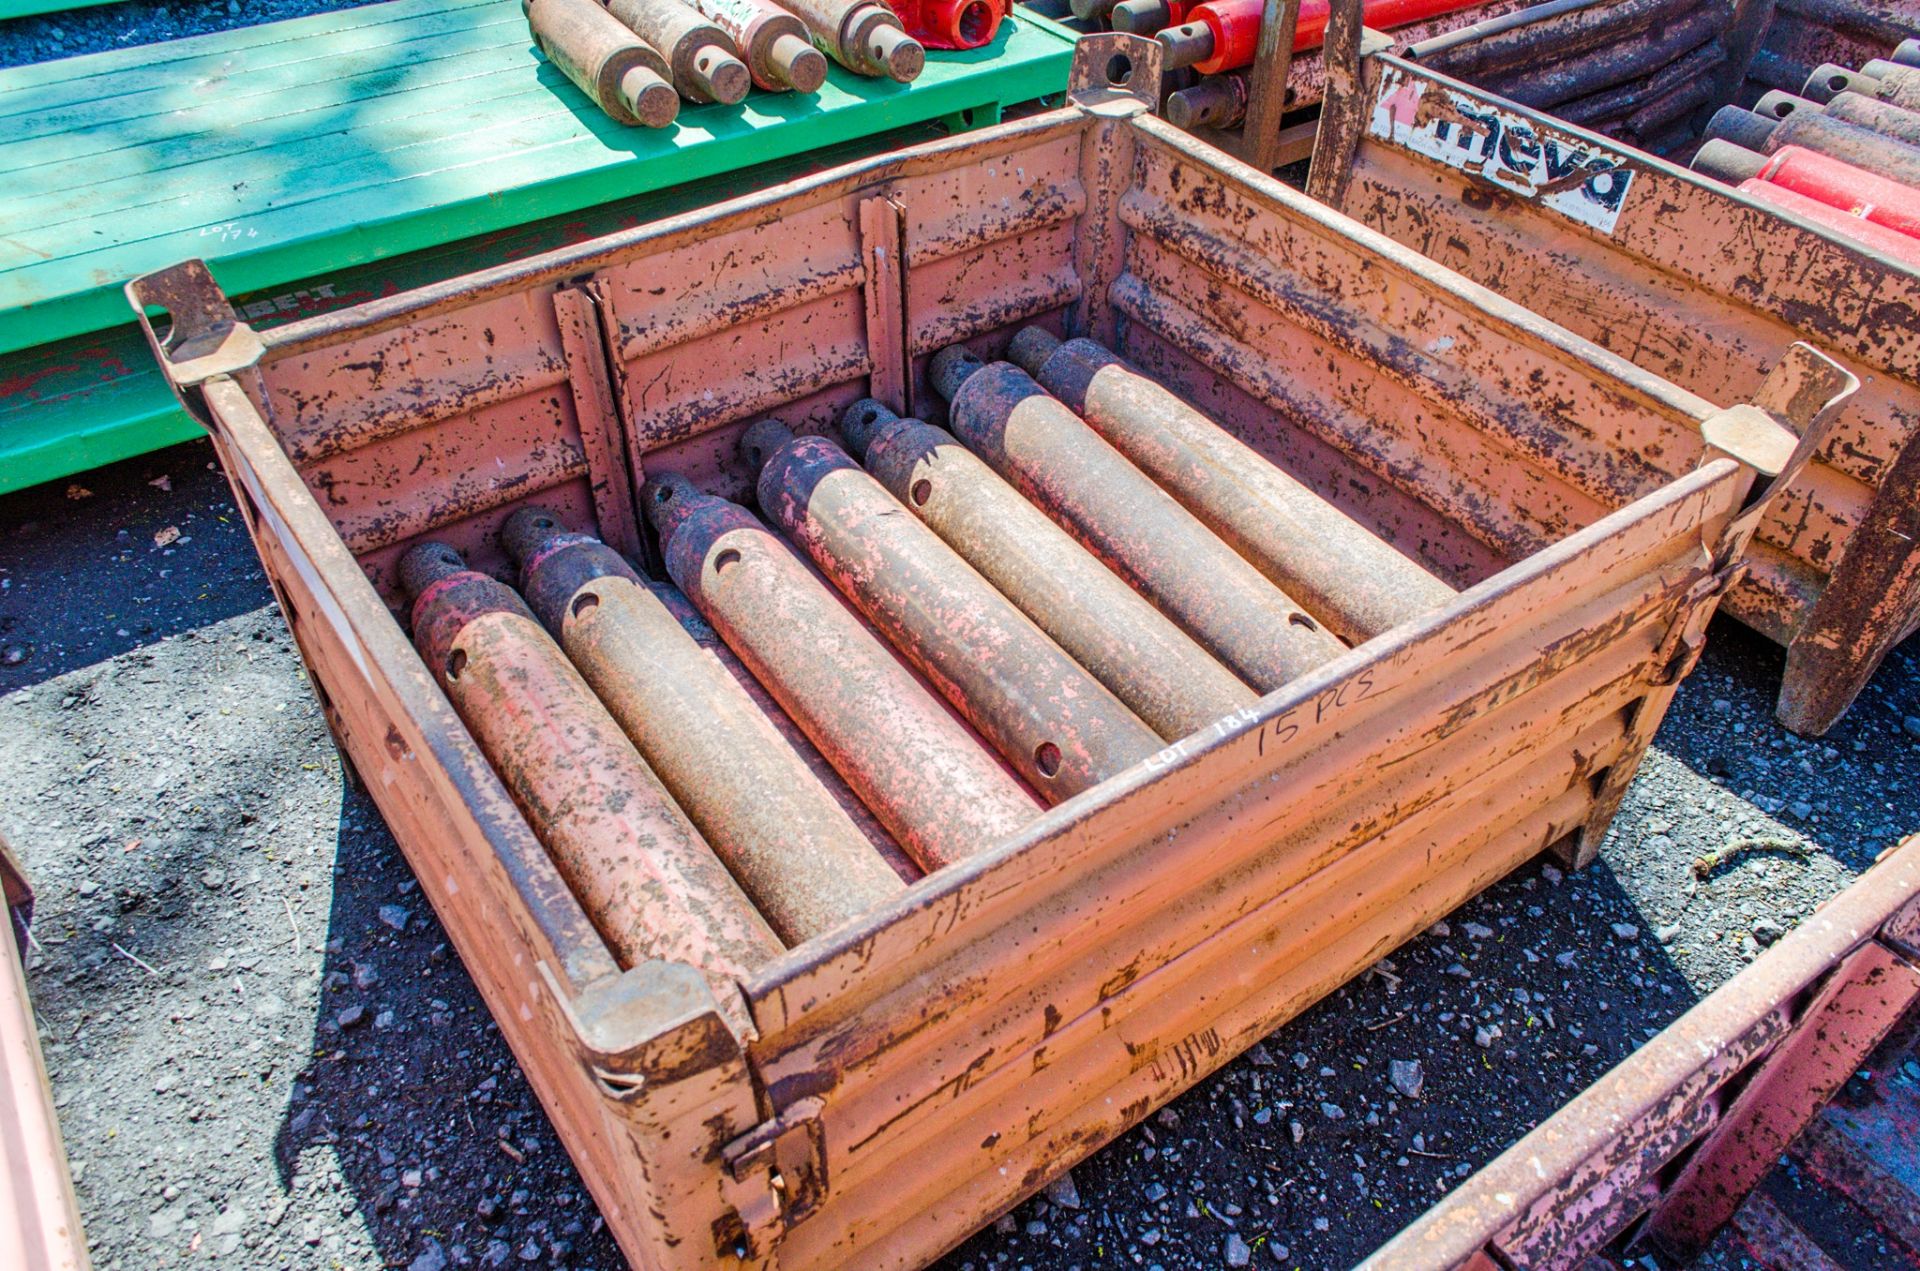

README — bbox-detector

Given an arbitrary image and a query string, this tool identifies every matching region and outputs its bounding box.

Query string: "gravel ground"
[3,441,1917,1271]
[0,0,385,68]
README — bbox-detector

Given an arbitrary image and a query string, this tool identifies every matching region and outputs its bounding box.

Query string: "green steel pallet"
[0,0,1075,495]
[0,121,1003,495]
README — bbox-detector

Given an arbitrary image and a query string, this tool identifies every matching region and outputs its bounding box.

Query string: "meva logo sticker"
[1367,70,1636,235]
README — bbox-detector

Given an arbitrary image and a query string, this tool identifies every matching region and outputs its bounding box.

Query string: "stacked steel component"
[925,344,1351,691]
[644,473,1042,869]
[397,542,784,1025]
[1405,0,1744,153]
[1691,35,1920,265]
[525,0,925,127]
[386,331,1459,983]
[497,512,908,943]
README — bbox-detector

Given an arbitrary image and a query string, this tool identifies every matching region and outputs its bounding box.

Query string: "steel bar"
[1707,104,1920,186]
[1412,0,1697,80]
[1802,60,1883,102]
[679,0,827,91]
[1167,71,1249,128]
[607,0,753,103]
[1481,9,1722,110]
[397,542,784,1026]
[841,398,1258,741]
[1861,60,1920,112]
[776,0,925,79]
[1004,330,1454,645]
[929,345,1348,690]
[1897,38,1920,70]
[523,0,680,127]
[646,477,1042,872]
[1112,0,1196,34]
[745,420,1164,800]
[1554,37,1723,128]
[500,514,905,944]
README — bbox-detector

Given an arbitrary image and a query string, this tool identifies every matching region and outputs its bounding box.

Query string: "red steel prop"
[682,0,828,90]
[646,476,1042,871]
[523,0,680,127]
[1157,0,1486,74]
[777,0,925,80]
[501,511,904,944]
[745,420,1163,800]
[1706,103,1920,188]
[1735,178,1920,267]
[397,543,783,1031]
[606,0,753,104]
[840,399,1257,741]
[1006,328,1457,645]
[1693,141,1920,243]
[888,0,1009,50]
[928,346,1347,690]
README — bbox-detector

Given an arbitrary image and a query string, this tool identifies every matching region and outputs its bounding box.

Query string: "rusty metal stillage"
[126,38,1851,1271]
[1311,0,1920,736]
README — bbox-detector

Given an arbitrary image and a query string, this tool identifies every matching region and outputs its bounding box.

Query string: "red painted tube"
[1161,0,1489,75]
[1738,179,1920,267]
[398,543,783,1035]
[501,513,905,944]
[647,477,1042,871]
[928,347,1347,692]
[1006,329,1457,645]
[887,0,1008,49]
[746,420,1164,801]
[841,399,1258,741]
[1753,146,1920,241]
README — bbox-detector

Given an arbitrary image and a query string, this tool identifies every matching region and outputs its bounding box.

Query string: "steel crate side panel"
[191,376,761,1271]
[738,460,1746,1268]
[1359,832,1920,1271]
[1323,53,1920,732]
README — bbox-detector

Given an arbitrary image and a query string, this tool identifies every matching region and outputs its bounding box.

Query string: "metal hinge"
[1650,562,1749,688]
[718,1097,828,1257]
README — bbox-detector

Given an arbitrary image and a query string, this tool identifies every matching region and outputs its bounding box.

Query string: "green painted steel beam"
[0,0,1075,357]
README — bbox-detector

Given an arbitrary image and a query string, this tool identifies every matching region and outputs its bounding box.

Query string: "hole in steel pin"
[1289,612,1318,631]
[533,515,555,529]
[439,549,460,567]
[572,592,600,619]
[447,649,468,680]
[714,548,742,573]
[654,485,675,504]
[910,479,932,506]
[1772,101,1793,117]
[1828,73,1848,91]
[1034,742,1063,777]
[1106,53,1132,85]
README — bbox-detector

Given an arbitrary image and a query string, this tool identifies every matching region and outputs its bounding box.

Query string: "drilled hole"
[1289,612,1317,631]
[438,549,461,567]
[956,0,991,43]
[1106,53,1132,85]
[1034,741,1063,778]
[1771,100,1794,117]
[572,591,600,619]
[654,485,675,504]
[910,479,932,506]
[715,548,742,573]
[858,404,882,424]
[447,649,468,680]
[1828,73,1848,91]
[533,515,555,529]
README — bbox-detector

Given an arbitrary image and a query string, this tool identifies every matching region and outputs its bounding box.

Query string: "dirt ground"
[3,439,1916,1271]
